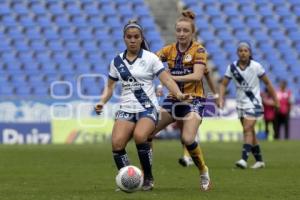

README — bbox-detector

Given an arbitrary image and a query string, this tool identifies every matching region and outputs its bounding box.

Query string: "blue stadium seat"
[59,28,77,40]
[83,3,100,16]
[54,15,71,28]
[6,27,24,40]
[12,39,30,52]
[205,5,221,18]
[1,51,16,62]
[0,3,11,15]
[222,4,239,17]
[43,28,60,40]
[82,40,98,52]
[199,29,215,41]
[23,61,40,72]
[87,15,106,29]
[210,17,227,30]
[65,3,82,16]
[100,4,117,17]
[71,15,88,28]
[30,3,47,15]
[32,84,49,97]
[0,85,15,96]
[36,15,53,28]
[13,3,29,15]
[30,39,46,51]
[2,15,18,27]
[18,51,34,63]
[76,28,93,40]
[64,40,81,51]
[228,17,245,30]
[48,3,65,16]
[47,40,64,51]
[25,27,43,40]
[257,5,274,17]
[5,61,22,72]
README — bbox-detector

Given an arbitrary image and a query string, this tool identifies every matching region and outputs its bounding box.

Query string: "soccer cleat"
[142,178,154,191]
[178,156,194,167]
[250,161,265,169]
[235,159,247,169]
[200,167,211,191]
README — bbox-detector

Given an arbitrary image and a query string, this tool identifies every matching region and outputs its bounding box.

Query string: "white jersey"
[224,60,265,109]
[108,49,165,113]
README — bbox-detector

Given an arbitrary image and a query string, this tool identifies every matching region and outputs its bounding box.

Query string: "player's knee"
[133,132,147,144]
[112,140,126,151]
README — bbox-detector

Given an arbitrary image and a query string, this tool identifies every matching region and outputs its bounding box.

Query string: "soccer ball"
[115,165,143,193]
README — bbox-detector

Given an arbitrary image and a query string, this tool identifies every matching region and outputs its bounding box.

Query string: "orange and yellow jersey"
[156,41,208,98]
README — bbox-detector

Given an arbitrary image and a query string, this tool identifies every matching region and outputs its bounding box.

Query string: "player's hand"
[176,93,192,102]
[217,97,224,109]
[94,103,104,115]
[155,85,164,97]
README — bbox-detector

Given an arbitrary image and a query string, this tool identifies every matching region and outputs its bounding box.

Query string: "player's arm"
[95,78,117,114]
[218,77,230,108]
[172,63,205,82]
[260,74,279,108]
[158,70,189,101]
[204,67,218,98]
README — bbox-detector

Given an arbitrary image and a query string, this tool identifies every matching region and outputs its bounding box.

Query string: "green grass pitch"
[1,141,300,200]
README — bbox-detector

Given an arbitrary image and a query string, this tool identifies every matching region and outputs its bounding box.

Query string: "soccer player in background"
[218,42,279,169]
[94,20,188,191]
[150,10,212,191]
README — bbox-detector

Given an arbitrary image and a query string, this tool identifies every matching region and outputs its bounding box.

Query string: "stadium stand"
[0,0,299,100]
[182,0,300,99]
[0,0,163,100]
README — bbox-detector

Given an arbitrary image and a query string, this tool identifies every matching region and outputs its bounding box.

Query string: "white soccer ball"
[115,165,144,193]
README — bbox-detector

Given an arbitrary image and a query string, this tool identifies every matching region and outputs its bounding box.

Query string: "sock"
[186,141,207,173]
[242,144,253,161]
[112,149,130,170]
[252,145,263,162]
[136,143,153,180]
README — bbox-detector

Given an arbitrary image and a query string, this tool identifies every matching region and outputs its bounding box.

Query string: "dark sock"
[136,143,153,180]
[252,145,263,162]
[112,149,130,170]
[242,144,253,161]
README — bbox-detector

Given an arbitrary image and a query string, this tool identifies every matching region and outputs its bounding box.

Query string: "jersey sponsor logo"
[197,47,205,53]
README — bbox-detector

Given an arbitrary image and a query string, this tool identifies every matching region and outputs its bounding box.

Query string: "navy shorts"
[115,109,158,125]
[161,97,206,119]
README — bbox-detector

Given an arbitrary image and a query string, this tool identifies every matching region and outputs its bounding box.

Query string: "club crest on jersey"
[184,54,192,62]
[139,60,146,67]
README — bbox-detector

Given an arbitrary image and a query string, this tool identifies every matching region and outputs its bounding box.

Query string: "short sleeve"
[194,46,207,66]
[152,53,165,76]
[156,46,168,62]
[224,65,232,79]
[108,61,119,81]
[257,63,265,78]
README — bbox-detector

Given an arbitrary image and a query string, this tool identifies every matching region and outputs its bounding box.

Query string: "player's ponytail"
[176,10,196,33]
[123,19,150,51]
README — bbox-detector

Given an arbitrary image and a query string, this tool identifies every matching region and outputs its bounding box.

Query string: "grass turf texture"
[0,141,300,200]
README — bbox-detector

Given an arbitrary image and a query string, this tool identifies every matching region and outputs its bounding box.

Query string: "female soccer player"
[94,20,187,191]
[151,10,212,191]
[218,42,279,169]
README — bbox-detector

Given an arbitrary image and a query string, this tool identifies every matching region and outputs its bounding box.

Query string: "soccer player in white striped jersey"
[95,20,189,191]
[218,42,279,169]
